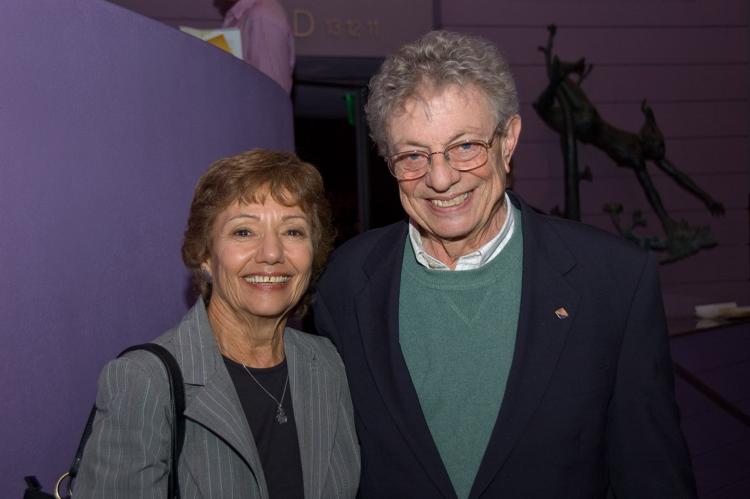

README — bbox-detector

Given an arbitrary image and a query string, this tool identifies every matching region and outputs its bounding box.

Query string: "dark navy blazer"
[313,192,696,499]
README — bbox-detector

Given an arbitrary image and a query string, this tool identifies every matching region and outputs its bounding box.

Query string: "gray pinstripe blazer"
[74,300,360,499]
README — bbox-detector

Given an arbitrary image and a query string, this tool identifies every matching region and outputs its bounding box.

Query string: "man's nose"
[424,153,459,192]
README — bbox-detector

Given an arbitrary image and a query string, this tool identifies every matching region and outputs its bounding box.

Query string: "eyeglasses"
[387,122,503,180]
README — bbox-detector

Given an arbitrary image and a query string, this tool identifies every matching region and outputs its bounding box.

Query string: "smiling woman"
[74,150,359,499]
[206,197,314,333]
[182,149,334,317]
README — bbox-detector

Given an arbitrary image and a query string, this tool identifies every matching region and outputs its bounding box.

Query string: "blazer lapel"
[171,301,268,496]
[356,223,457,499]
[286,332,332,499]
[470,195,580,498]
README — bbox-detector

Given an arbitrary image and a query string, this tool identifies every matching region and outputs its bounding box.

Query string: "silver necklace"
[241,364,289,424]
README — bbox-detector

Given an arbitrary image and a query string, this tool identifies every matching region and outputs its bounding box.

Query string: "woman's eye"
[285,228,307,237]
[233,228,253,237]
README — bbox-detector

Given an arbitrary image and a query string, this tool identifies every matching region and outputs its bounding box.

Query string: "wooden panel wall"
[441,0,750,320]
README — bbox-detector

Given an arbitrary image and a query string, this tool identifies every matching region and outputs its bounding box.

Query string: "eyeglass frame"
[386,121,506,180]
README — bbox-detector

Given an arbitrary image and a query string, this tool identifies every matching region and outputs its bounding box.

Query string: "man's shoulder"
[522,205,653,288]
[315,221,406,297]
[520,199,647,261]
[547,213,643,252]
[327,220,407,267]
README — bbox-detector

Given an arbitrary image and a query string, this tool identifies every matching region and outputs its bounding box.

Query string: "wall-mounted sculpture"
[533,25,724,263]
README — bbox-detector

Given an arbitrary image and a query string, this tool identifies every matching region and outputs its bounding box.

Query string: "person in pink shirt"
[215,0,295,94]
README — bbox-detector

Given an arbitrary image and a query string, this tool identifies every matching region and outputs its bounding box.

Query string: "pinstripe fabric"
[74,300,360,499]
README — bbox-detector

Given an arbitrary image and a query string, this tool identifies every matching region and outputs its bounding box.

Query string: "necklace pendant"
[276,405,288,424]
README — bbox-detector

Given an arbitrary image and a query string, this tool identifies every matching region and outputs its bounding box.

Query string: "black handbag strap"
[67,343,185,499]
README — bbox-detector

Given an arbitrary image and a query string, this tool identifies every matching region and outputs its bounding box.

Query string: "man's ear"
[501,114,522,171]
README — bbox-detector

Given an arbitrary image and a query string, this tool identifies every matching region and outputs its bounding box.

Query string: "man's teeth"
[244,275,290,284]
[431,192,469,208]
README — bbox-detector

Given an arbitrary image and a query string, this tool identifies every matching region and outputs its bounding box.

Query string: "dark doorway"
[293,57,403,247]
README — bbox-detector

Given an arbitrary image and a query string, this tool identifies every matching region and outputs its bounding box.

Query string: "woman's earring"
[201,265,212,282]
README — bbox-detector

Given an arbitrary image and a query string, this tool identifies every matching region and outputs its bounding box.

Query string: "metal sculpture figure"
[533,25,724,263]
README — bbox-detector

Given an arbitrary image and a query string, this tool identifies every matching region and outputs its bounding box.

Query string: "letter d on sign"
[293,9,315,38]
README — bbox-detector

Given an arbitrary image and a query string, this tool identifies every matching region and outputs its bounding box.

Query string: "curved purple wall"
[0,0,293,494]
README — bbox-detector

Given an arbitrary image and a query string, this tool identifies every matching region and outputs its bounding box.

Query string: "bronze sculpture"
[533,25,724,263]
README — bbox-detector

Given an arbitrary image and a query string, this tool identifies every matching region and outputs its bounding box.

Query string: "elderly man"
[313,31,696,498]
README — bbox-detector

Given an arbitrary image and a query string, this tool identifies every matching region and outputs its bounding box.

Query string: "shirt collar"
[408,192,516,271]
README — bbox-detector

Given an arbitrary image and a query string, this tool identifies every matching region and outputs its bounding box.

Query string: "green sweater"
[399,214,523,499]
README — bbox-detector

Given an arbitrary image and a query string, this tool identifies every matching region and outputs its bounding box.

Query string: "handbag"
[23,343,186,499]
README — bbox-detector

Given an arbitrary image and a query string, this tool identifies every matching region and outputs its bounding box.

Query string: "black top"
[223,356,305,499]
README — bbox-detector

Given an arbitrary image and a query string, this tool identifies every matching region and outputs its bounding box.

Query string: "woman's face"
[203,195,314,321]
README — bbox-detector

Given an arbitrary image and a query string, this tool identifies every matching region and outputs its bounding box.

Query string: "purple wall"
[0,0,293,495]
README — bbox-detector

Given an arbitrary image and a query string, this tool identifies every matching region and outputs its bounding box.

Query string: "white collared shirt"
[408,193,516,271]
